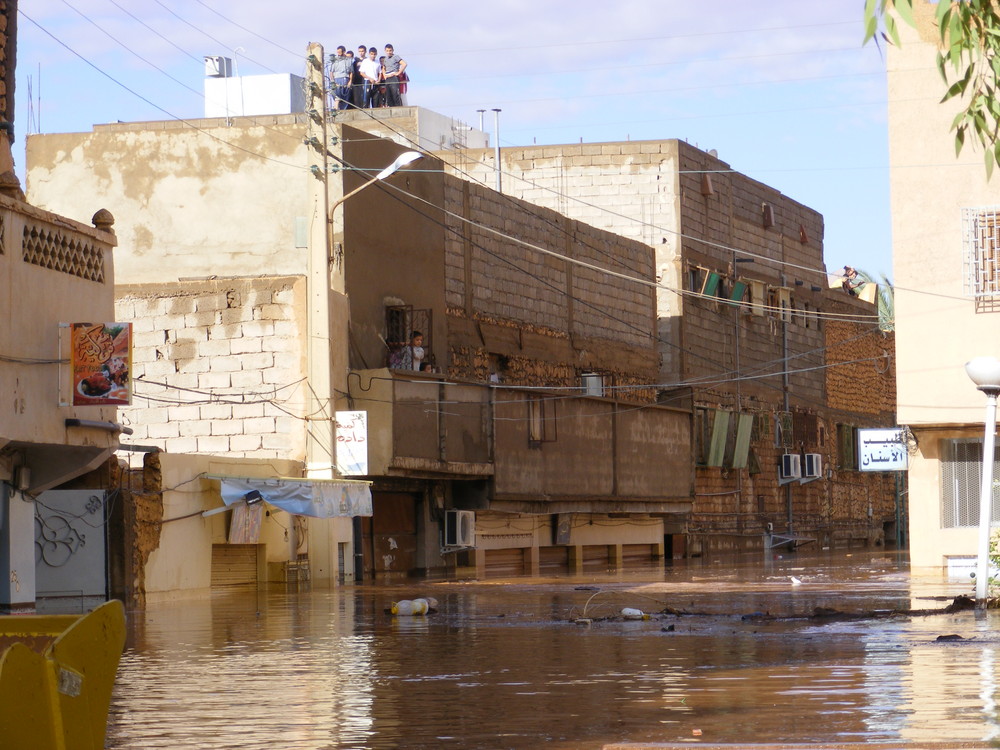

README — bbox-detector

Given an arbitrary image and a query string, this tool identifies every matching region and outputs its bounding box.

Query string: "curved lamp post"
[965,356,1000,605]
[308,148,423,477]
[329,151,423,216]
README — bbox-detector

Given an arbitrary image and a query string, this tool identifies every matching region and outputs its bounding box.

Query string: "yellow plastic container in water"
[0,599,126,750]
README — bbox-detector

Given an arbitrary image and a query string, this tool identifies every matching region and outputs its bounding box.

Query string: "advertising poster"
[71,322,132,406]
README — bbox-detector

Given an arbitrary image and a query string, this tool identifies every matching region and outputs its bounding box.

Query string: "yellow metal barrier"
[0,600,126,750]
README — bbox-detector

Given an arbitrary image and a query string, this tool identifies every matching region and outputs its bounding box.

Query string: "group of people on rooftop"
[329,44,408,111]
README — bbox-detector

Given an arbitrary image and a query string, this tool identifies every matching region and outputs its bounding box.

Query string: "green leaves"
[865,0,1000,179]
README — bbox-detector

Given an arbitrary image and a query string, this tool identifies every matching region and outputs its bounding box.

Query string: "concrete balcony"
[349,368,694,516]
[348,368,493,479]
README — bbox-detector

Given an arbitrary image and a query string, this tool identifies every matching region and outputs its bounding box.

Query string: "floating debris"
[389,597,439,616]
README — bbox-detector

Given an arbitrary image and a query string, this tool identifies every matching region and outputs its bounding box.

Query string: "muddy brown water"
[103,551,1000,749]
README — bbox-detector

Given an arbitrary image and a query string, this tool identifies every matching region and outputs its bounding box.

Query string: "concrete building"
[26,61,899,586]
[26,75,690,585]
[441,140,900,554]
[0,0,126,610]
[886,4,1000,573]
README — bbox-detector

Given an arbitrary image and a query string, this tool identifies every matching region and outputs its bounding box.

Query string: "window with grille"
[940,438,1000,528]
[964,207,1000,297]
[385,305,432,368]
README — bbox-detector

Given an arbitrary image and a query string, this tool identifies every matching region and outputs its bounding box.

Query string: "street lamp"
[965,356,1000,605]
[328,150,423,216]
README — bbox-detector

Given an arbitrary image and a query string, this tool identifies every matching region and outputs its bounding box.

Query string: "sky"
[14,0,895,279]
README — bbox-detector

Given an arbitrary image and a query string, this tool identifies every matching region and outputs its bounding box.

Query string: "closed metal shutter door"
[484,548,526,577]
[212,544,259,587]
[623,544,656,568]
[539,546,568,573]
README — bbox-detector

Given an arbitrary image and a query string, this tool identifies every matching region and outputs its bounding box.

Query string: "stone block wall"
[444,140,679,249]
[443,173,659,394]
[114,276,307,461]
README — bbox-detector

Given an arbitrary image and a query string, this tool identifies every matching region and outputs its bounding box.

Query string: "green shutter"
[731,414,754,468]
[707,410,730,467]
[730,280,747,302]
[702,272,721,297]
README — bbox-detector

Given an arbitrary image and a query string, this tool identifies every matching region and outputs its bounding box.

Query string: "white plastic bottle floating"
[621,607,649,620]
[391,597,436,616]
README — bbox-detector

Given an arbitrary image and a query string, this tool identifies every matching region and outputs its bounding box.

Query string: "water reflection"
[105,551,1000,749]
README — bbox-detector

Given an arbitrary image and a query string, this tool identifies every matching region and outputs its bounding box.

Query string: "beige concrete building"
[0,0,127,610]
[26,92,692,582]
[887,4,1000,572]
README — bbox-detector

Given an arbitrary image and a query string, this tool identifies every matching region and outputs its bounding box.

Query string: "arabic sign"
[335,410,369,476]
[858,428,908,472]
[71,323,131,406]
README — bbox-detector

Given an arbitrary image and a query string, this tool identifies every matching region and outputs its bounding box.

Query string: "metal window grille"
[963,207,1000,297]
[940,438,1000,528]
[385,305,432,365]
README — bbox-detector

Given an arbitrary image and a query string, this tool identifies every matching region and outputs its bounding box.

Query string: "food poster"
[71,322,132,406]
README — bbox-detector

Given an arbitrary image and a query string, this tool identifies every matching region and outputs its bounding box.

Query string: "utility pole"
[492,108,502,193]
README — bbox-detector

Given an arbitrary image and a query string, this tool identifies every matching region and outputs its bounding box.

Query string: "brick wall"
[114,276,307,460]
[443,173,659,394]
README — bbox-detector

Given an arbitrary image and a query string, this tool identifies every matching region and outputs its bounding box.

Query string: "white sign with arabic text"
[857,428,908,472]
[335,410,369,476]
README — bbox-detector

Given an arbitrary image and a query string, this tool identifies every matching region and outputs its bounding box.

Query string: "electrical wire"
[18,10,308,171]
[149,0,278,73]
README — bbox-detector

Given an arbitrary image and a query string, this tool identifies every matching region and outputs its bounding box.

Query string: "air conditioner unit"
[445,510,475,547]
[803,453,823,479]
[780,453,801,480]
[581,372,604,397]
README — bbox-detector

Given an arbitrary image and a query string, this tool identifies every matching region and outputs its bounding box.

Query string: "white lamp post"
[965,356,1000,605]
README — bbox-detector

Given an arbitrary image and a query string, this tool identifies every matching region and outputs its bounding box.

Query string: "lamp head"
[375,151,423,180]
[966,357,1000,393]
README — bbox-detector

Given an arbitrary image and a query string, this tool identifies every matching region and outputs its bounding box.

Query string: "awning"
[204,474,372,518]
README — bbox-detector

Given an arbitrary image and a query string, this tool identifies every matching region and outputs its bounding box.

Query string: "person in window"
[390,330,424,370]
[409,331,425,371]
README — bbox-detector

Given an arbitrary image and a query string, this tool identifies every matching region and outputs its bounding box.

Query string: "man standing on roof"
[382,43,407,108]
[330,46,353,110]
[359,46,381,108]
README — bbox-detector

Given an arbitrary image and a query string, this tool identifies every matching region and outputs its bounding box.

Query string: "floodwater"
[103,551,1000,749]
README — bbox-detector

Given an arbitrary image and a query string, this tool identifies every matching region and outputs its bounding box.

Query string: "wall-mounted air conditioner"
[581,372,604,397]
[445,510,475,547]
[803,453,823,479]
[780,453,801,480]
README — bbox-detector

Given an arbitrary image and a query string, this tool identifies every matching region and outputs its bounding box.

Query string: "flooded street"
[104,551,1000,749]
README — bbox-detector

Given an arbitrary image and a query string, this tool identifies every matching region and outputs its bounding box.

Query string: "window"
[694,407,711,465]
[963,207,1000,297]
[768,287,792,323]
[385,305,432,368]
[837,424,857,470]
[528,396,556,446]
[792,411,818,448]
[580,372,612,397]
[941,438,1000,527]
[775,411,793,449]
